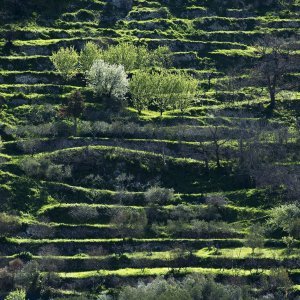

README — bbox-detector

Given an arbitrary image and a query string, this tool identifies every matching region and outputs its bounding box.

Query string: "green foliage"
[269,204,300,238]
[101,42,141,71]
[4,289,26,300]
[145,186,174,206]
[0,136,3,152]
[100,43,172,71]
[244,223,265,254]
[119,274,249,300]
[0,176,51,213]
[20,157,72,181]
[79,42,101,74]
[130,71,153,114]
[50,46,79,80]
[130,69,198,115]
[14,261,40,290]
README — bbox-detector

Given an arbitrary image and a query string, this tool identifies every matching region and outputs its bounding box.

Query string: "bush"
[69,206,99,223]
[4,289,26,300]
[145,186,174,206]
[14,261,40,290]
[119,274,249,300]
[0,213,21,237]
[14,252,33,262]
[20,157,72,181]
[205,195,228,207]
[111,208,148,237]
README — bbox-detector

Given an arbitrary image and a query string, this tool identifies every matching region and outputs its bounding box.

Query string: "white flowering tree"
[87,59,129,99]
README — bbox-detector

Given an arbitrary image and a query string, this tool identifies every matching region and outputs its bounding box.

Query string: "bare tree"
[249,36,298,112]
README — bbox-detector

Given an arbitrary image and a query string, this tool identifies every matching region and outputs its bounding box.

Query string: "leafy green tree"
[60,91,85,135]
[244,223,265,255]
[282,236,295,254]
[79,41,101,73]
[130,71,153,114]
[151,46,172,68]
[172,72,198,113]
[269,204,300,238]
[100,43,172,71]
[102,42,138,71]
[151,70,198,115]
[50,46,79,80]
[151,70,176,116]
[87,59,129,99]
[4,289,26,300]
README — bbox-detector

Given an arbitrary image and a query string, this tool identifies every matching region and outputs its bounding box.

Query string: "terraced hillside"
[0,0,300,299]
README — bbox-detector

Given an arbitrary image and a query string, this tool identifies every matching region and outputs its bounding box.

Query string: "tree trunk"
[204,156,209,175]
[239,138,244,167]
[73,117,78,136]
[215,144,221,168]
[269,89,276,111]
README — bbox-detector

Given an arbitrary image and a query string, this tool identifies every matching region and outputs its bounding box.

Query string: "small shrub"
[205,194,228,207]
[14,252,33,262]
[69,206,99,223]
[144,186,174,206]
[244,223,265,255]
[4,289,26,300]
[0,213,21,237]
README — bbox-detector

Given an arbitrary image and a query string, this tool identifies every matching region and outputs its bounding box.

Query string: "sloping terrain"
[0,0,300,299]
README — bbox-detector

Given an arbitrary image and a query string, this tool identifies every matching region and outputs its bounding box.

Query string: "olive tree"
[244,223,265,255]
[50,46,79,80]
[87,59,129,99]
[269,204,300,238]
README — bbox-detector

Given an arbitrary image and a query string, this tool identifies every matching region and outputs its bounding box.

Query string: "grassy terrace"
[0,0,299,298]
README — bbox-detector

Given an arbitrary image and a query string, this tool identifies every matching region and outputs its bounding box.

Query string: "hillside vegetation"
[0,0,299,299]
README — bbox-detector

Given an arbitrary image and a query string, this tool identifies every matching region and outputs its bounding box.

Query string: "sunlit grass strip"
[57,267,276,279]
[2,247,299,261]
